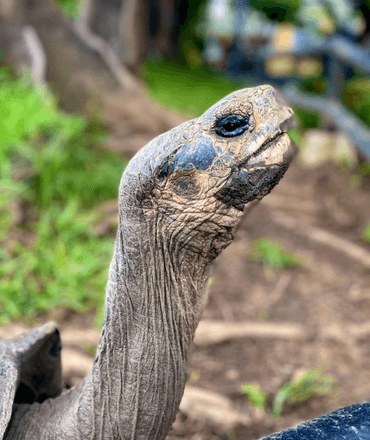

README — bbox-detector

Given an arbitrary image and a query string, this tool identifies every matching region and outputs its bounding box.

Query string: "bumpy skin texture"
[4,85,295,440]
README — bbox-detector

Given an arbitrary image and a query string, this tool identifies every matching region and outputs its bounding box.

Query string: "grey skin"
[1,85,295,440]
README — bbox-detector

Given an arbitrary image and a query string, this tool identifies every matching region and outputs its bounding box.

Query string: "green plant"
[272,368,335,417]
[0,67,126,325]
[241,383,268,410]
[362,223,370,244]
[84,344,97,356]
[54,0,81,18]
[358,163,370,176]
[294,107,322,130]
[142,59,247,117]
[349,162,370,188]
[343,78,370,128]
[287,128,304,149]
[250,0,302,22]
[300,77,326,95]
[249,238,300,271]
[189,371,200,383]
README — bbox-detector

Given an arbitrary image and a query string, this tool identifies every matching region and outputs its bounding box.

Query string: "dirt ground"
[2,139,370,439]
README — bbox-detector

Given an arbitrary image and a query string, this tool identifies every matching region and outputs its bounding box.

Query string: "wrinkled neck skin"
[8,202,232,440]
[84,206,215,439]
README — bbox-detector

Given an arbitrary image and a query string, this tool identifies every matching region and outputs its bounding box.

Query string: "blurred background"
[1,0,370,438]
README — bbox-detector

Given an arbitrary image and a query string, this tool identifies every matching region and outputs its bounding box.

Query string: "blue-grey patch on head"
[222,155,234,167]
[170,132,217,172]
[181,131,191,140]
[211,158,223,169]
[251,133,259,142]
[239,170,248,180]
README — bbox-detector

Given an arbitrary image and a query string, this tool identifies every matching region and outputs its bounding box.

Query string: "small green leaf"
[362,223,370,243]
[83,344,97,356]
[249,238,300,271]
[287,129,304,149]
[273,383,292,417]
[273,368,335,417]
[241,383,268,409]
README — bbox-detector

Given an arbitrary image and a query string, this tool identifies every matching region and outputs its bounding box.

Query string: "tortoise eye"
[215,114,250,138]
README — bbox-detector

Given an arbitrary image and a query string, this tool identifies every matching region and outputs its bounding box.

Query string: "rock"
[299,129,357,169]
[180,385,251,429]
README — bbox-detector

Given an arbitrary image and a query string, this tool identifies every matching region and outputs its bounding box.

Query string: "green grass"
[0,67,126,325]
[272,368,335,417]
[241,368,335,417]
[343,78,370,128]
[54,0,81,18]
[287,128,304,149]
[249,237,300,271]
[142,59,247,117]
[241,383,268,410]
[363,223,370,244]
[84,344,97,356]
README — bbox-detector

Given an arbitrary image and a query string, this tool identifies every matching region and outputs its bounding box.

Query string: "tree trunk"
[0,0,185,157]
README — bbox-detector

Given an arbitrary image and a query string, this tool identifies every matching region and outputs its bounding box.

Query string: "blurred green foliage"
[273,368,336,417]
[287,128,304,149]
[142,59,246,116]
[295,77,325,129]
[295,108,322,130]
[300,77,327,95]
[0,67,125,325]
[54,0,80,17]
[177,0,208,64]
[293,74,370,130]
[362,223,370,243]
[249,238,300,271]
[343,78,370,127]
[84,344,97,355]
[242,383,268,409]
[250,0,302,22]
[351,162,370,188]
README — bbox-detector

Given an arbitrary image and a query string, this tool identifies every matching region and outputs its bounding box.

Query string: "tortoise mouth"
[216,131,293,211]
[241,131,294,170]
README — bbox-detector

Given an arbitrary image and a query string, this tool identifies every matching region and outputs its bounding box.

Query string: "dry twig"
[72,20,143,93]
[272,213,370,269]
[22,25,47,85]
[194,320,307,346]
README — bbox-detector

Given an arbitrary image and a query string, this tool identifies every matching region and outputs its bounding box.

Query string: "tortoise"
[1,85,295,439]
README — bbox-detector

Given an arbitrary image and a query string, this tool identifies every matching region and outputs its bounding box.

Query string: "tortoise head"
[119,85,295,259]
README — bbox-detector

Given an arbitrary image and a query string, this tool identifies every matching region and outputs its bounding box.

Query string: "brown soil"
[2,152,370,440]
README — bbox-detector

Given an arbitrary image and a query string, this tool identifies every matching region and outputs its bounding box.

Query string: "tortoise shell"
[0,323,63,437]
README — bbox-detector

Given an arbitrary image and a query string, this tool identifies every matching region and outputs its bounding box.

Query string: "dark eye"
[173,179,197,198]
[215,114,250,138]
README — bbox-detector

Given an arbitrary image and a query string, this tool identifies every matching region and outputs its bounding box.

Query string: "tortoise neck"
[80,215,210,439]
[7,214,211,440]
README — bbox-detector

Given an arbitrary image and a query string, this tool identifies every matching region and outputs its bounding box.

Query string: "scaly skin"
[4,85,295,440]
